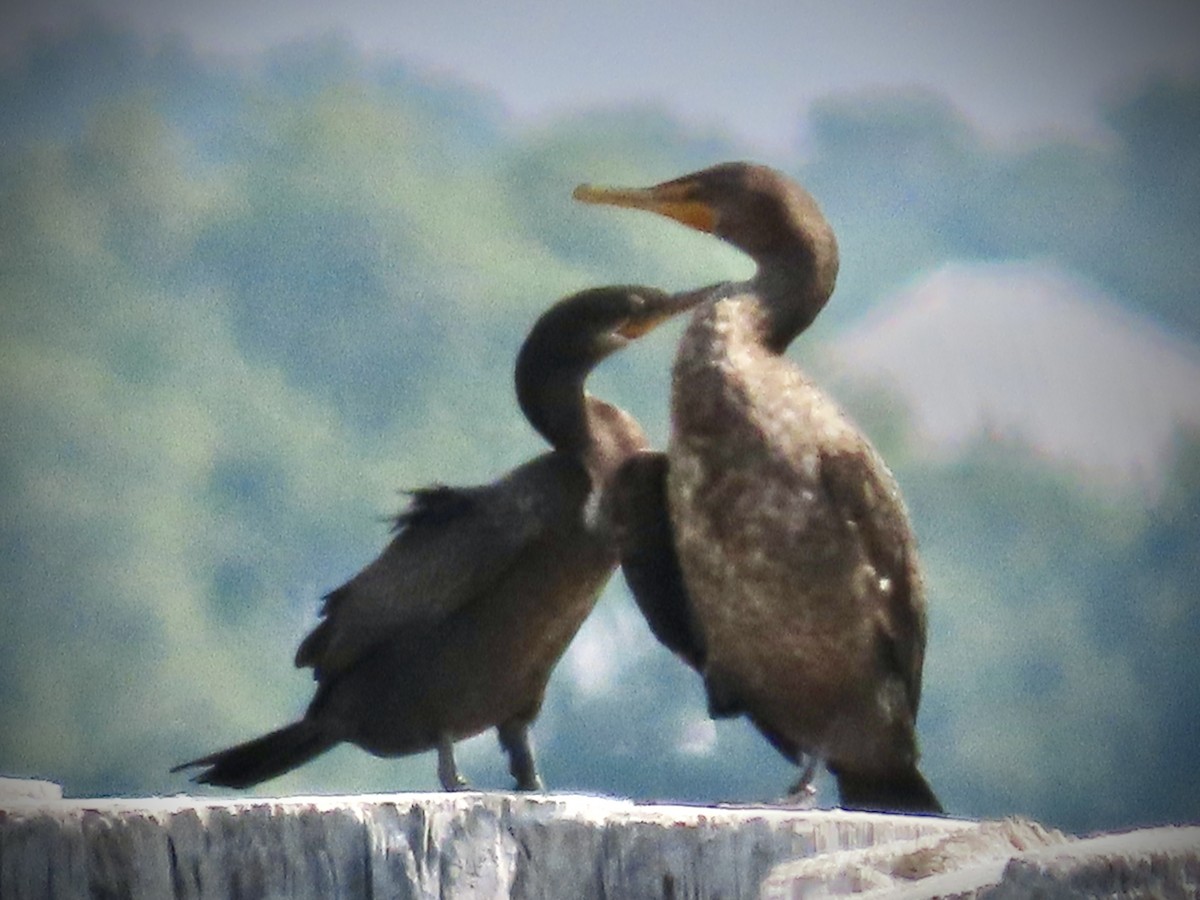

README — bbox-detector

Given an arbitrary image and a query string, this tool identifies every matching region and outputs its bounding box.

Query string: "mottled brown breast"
[668,296,924,761]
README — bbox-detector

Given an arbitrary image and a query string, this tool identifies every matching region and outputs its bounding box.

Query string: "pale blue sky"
[4,0,1198,153]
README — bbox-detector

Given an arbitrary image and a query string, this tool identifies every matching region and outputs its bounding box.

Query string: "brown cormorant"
[173,284,705,791]
[575,163,942,814]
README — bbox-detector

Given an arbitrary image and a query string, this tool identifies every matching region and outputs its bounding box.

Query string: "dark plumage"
[577,163,942,814]
[174,285,705,791]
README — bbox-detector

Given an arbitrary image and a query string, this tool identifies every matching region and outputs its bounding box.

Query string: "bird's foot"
[780,755,819,807]
[780,782,818,808]
[514,772,545,792]
[436,735,469,791]
[498,720,544,792]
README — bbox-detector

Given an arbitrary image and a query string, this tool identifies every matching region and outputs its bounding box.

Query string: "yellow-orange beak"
[612,287,711,341]
[572,181,717,234]
[615,312,671,340]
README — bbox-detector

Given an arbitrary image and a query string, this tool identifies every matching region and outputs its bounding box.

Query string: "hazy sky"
[5,0,1199,153]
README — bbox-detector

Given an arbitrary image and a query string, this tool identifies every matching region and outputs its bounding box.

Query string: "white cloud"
[675,712,717,758]
[561,587,658,698]
[830,260,1200,493]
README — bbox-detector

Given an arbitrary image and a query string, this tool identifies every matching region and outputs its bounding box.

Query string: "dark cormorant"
[575,163,942,814]
[174,284,705,791]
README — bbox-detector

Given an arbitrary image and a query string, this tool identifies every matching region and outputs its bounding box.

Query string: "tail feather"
[172,720,336,789]
[832,764,943,815]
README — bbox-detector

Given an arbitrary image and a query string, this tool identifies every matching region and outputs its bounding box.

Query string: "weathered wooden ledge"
[2,779,1197,898]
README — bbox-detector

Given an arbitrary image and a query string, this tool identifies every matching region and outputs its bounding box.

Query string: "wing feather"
[604,451,706,670]
[818,441,927,716]
[296,453,588,680]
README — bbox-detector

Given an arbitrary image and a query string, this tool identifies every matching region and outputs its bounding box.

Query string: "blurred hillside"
[1,22,1198,834]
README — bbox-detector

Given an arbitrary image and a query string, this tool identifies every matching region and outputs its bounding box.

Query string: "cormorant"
[575,163,942,814]
[174,284,705,791]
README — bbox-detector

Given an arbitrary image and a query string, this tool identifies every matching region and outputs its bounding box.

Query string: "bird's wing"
[603,451,706,670]
[295,453,590,680]
[818,442,927,716]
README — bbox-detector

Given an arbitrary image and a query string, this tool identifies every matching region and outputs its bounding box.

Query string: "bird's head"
[574,161,836,274]
[515,284,707,455]
[524,284,706,370]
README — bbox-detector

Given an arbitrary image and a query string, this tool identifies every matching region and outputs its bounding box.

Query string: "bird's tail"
[172,720,337,789]
[832,763,944,815]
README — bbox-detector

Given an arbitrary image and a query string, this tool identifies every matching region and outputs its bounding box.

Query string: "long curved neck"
[751,251,835,353]
[743,216,838,353]
[671,258,835,443]
[515,359,591,457]
[685,255,834,364]
[516,354,647,484]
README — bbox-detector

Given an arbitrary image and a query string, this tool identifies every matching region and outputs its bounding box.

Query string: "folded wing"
[295,453,588,681]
